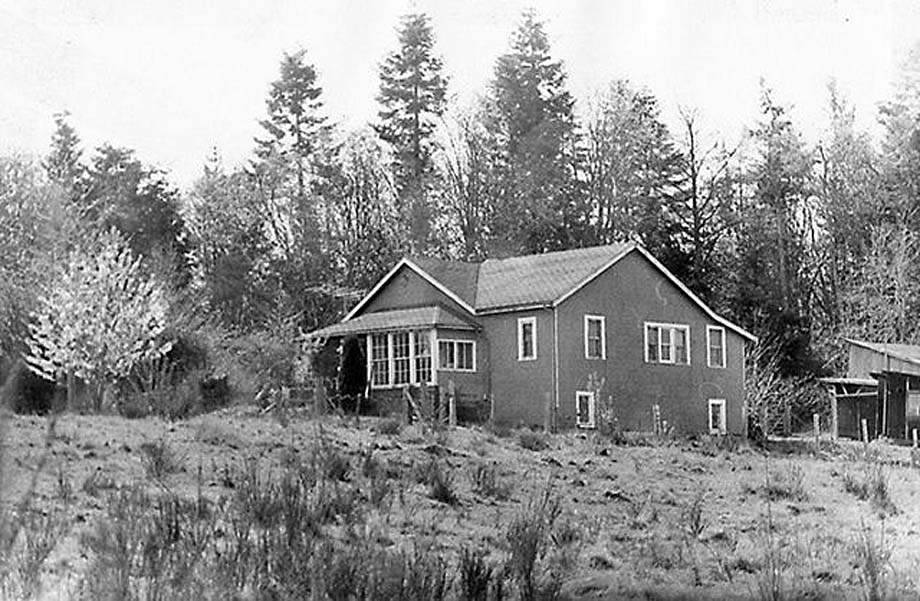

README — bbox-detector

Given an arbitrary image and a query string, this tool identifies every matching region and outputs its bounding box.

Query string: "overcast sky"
[1,0,918,189]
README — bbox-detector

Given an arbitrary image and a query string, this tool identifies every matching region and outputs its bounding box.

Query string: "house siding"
[555,252,745,434]
[480,310,555,428]
[362,264,474,318]
[436,328,489,416]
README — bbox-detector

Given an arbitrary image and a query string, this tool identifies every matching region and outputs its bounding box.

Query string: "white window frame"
[368,330,436,389]
[708,399,726,435]
[517,316,537,361]
[644,322,690,365]
[706,325,726,369]
[437,339,477,372]
[575,390,596,429]
[584,315,606,360]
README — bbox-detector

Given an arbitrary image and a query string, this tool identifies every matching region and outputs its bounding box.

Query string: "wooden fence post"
[813,413,820,448]
[861,418,869,447]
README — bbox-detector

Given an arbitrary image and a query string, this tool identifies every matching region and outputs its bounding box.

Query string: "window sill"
[518,356,537,362]
[369,383,435,390]
[440,368,476,373]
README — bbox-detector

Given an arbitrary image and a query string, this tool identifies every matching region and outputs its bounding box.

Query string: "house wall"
[555,252,746,435]
[362,265,474,318]
[435,327,489,418]
[847,345,920,379]
[479,309,555,428]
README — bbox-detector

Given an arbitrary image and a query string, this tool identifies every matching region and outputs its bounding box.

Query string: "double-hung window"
[707,326,726,368]
[518,317,537,361]
[438,339,475,371]
[645,322,690,365]
[584,315,606,359]
[708,399,726,435]
[368,330,435,388]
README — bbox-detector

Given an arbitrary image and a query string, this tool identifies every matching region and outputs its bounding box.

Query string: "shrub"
[140,439,183,480]
[458,546,498,601]
[3,359,60,415]
[518,430,549,452]
[505,485,566,601]
[842,462,897,515]
[416,458,458,506]
[468,462,510,500]
[375,417,403,436]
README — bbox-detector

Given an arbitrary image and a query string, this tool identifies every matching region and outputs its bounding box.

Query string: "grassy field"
[2,406,920,600]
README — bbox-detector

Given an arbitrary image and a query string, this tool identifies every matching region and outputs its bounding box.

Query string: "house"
[822,339,920,441]
[306,242,756,434]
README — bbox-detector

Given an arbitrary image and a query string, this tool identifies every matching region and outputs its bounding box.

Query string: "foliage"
[377,12,448,251]
[26,228,173,410]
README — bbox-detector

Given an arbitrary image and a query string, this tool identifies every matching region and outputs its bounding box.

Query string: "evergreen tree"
[376,13,448,252]
[488,9,581,254]
[44,111,85,201]
[255,49,327,204]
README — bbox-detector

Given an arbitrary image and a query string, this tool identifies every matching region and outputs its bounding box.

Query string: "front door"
[576,391,596,428]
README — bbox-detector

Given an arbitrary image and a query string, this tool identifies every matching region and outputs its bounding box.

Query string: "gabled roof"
[411,257,479,308]
[476,243,633,311]
[334,242,756,342]
[845,338,920,367]
[311,306,477,339]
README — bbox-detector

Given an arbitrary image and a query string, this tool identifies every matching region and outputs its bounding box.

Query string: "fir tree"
[376,13,448,252]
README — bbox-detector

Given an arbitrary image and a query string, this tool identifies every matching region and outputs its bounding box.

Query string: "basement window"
[708,399,726,435]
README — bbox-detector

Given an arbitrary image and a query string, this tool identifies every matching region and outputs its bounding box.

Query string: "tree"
[433,101,503,260]
[318,127,403,292]
[671,108,740,300]
[83,144,190,285]
[377,12,448,252]
[581,81,684,259]
[43,111,85,202]
[25,228,173,410]
[487,9,582,254]
[731,85,818,375]
[255,49,327,204]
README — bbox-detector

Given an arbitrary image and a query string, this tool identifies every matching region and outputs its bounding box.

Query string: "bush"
[375,418,403,436]
[468,462,510,500]
[416,458,458,506]
[842,462,897,515]
[140,439,183,480]
[2,359,60,415]
[518,430,549,452]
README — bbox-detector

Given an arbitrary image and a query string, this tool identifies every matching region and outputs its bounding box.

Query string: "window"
[584,315,606,360]
[518,317,536,361]
[438,339,475,371]
[708,399,726,435]
[369,330,435,388]
[392,331,411,385]
[575,391,596,429]
[707,326,726,368]
[371,333,390,387]
[645,323,690,365]
[414,332,431,385]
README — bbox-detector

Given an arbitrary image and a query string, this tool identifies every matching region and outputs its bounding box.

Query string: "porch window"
[414,332,432,384]
[393,331,411,385]
[438,339,475,372]
[645,322,690,365]
[370,333,390,387]
[368,330,435,388]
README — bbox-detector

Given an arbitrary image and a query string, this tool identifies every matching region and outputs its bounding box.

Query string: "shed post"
[828,385,839,441]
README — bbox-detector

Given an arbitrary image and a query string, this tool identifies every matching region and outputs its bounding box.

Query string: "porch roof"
[307,306,477,339]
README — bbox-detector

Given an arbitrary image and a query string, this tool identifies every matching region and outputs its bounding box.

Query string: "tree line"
[2,9,920,411]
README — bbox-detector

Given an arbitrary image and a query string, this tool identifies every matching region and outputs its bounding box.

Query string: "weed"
[744,462,808,502]
[375,417,403,436]
[518,430,549,452]
[458,546,497,601]
[55,463,74,503]
[424,459,459,506]
[82,469,117,497]
[468,462,511,500]
[485,421,511,439]
[505,483,566,601]
[841,462,897,515]
[854,520,891,601]
[682,491,707,538]
[140,439,183,480]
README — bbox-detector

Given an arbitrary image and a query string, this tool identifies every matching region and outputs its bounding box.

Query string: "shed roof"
[309,306,477,339]
[845,338,920,367]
